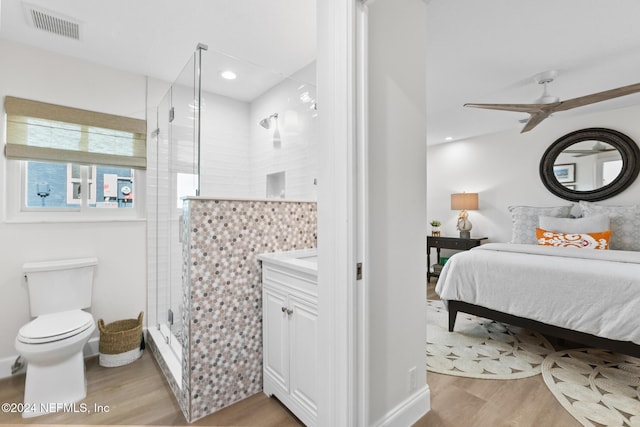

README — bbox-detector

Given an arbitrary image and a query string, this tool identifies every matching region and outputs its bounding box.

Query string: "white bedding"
[435,243,640,345]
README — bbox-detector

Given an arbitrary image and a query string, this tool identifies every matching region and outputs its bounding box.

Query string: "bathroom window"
[22,161,136,210]
[7,160,142,221]
[4,96,145,221]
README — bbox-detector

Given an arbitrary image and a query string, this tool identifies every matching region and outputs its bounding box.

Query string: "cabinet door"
[263,286,290,393]
[288,294,318,415]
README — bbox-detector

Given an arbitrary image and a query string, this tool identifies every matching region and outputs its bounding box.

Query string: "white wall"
[248,62,318,200]
[199,91,252,197]
[0,40,149,367]
[368,0,428,424]
[427,105,640,243]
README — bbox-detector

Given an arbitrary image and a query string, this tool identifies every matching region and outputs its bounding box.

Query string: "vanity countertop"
[257,248,317,277]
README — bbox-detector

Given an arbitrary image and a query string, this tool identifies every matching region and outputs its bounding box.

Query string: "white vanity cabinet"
[259,249,318,427]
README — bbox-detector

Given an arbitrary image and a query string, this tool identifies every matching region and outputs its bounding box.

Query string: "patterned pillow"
[536,228,611,250]
[579,201,640,251]
[508,205,573,244]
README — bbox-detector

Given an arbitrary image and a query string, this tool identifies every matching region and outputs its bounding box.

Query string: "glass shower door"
[155,49,201,360]
[169,51,200,352]
[156,86,178,355]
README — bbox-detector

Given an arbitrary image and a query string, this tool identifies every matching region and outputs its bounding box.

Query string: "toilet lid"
[18,310,94,344]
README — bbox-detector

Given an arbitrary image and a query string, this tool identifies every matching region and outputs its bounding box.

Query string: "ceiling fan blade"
[463,102,553,114]
[573,152,605,158]
[520,110,553,133]
[554,82,640,112]
[464,103,555,132]
[563,148,617,153]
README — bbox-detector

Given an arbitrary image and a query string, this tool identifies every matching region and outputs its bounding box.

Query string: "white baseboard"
[0,355,20,379]
[0,337,101,380]
[372,384,431,427]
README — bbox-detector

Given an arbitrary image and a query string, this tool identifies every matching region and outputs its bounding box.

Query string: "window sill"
[3,217,147,224]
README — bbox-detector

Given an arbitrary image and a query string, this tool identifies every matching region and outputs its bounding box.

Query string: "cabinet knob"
[286,308,294,316]
[281,306,287,313]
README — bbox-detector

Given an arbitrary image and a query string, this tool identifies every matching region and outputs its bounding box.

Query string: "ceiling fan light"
[535,94,560,104]
[535,77,559,104]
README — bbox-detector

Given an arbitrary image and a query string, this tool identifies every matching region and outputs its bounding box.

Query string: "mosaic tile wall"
[183,198,317,421]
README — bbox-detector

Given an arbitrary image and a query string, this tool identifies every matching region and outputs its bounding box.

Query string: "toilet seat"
[18,310,94,344]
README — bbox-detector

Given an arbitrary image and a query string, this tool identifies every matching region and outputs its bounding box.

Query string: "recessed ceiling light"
[220,70,237,80]
[445,136,453,141]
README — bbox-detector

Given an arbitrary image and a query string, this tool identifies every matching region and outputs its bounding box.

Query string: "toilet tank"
[23,257,98,316]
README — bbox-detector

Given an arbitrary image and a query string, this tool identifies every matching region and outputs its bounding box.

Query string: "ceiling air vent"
[24,3,81,40]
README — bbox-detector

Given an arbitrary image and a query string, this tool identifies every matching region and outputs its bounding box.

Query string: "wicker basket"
[98,311,144,367]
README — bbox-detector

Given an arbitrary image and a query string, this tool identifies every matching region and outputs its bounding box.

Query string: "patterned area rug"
[542,349,640,427]
[426,299,555,379]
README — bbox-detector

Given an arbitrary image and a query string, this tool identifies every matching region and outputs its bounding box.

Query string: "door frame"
[316,0,366,425]
[356,1,371,425]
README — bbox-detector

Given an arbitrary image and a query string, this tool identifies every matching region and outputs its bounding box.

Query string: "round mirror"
[539,128,640,202]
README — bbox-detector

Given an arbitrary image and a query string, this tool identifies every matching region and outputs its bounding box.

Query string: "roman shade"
[4,96,147,169]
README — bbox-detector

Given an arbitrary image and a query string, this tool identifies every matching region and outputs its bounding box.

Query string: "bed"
[435,242,640,357]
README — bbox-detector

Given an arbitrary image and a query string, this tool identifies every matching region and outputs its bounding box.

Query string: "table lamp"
[451,192,478,239]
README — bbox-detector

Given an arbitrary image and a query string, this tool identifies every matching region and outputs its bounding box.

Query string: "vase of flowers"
[430,220,441,236]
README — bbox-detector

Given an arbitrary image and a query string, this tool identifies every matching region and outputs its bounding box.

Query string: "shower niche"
[147,44,318,422]
[266,171,286,199]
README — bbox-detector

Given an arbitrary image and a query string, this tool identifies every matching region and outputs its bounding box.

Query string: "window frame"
[65,164,97,206]
[6,159,145,222]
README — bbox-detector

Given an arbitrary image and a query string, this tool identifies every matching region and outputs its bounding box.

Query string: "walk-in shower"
[146,43,318,422]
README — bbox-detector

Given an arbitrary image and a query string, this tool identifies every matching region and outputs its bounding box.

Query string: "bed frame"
[448,300,640,358]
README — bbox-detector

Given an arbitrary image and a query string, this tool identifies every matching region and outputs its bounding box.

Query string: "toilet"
[15,257,98,418]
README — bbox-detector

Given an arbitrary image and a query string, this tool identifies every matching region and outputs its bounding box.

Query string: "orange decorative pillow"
[535,228,611,250]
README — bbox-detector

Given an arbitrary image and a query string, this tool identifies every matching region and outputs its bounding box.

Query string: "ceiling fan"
[562,141,617,157]
[464,71,640,133]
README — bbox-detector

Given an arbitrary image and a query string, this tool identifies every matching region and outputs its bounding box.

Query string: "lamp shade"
[451,193,478,210]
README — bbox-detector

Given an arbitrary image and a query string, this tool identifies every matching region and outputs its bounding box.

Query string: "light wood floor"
[0,285,579,427]
[0,352,303,426]
[416,281,580,427]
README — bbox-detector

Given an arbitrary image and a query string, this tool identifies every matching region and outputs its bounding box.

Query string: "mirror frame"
[539,127,640,202]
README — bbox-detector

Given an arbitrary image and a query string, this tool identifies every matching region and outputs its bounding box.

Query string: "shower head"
[259,118,270,129]
[259,113,278,130]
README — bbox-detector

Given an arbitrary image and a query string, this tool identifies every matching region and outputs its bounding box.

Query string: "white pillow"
[579,201,640,251]
[508,205,573,245]
[538,214,610,234]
